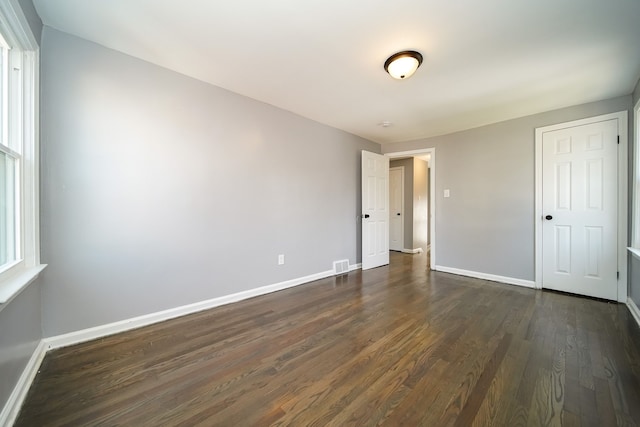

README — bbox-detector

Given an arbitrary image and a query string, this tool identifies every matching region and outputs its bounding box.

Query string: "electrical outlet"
[278,254,285,265]
[444,189,450,198]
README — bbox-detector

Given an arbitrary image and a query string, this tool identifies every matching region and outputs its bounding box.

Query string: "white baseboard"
[44,268,340,350]
[0,340,47,426]
[434,265,535,289]
[349,263,362,272]
[627,298,640,329]
[402,248,423,254]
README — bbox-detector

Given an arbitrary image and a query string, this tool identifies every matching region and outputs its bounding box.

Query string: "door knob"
[363,214,370,219]
[397,213,401,216]
[545,215,553,220]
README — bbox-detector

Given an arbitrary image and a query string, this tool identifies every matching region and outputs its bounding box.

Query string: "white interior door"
[362,151,389,270]
[541,119,618,300]
[389,167,404,251]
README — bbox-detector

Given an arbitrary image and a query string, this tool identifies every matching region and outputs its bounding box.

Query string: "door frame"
[534,111,628,302]
[389,166,405,251]
[385,148,436,269]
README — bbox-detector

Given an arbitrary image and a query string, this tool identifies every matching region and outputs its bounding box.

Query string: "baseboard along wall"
[0,341,48,426]
[434,265,535,289]
[402,248,423,254]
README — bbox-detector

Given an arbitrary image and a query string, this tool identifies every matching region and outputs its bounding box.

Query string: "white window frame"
[0,0,44,308]
[631,98,640,255]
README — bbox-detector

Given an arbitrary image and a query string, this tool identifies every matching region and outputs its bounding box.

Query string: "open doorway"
[386,148,435,270]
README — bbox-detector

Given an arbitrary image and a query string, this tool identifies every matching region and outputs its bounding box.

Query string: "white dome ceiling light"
[384,51,423,80]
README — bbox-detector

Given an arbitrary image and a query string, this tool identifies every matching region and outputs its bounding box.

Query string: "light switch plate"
[444,189,450,198]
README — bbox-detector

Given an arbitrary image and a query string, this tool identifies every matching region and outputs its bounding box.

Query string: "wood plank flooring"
[15,252,640,426]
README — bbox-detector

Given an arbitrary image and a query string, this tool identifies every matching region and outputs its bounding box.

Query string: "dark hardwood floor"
[15,252,640,426]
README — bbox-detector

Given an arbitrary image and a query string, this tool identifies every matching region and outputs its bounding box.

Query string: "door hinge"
[617,135,620,144]
[617,271,619,279]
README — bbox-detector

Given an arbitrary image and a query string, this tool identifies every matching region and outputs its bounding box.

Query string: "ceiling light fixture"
[384,50,423,80]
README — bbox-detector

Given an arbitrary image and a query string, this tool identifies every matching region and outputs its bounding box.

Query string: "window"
[0,0,42,305]
[0,37,19,271]
[632,98,640,255]
[0,146,18,268]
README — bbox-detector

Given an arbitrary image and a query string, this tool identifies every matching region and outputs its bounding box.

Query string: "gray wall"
[0,280,42,416]
[39,28,379,337]
[0,0,42,415]
[390,158,414,249]
[383,96,633,281]
[413,158,428,251]
[631,256,640,307]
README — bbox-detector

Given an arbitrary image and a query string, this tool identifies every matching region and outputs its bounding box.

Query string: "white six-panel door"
[362,151,389,270]
[541,119,618,300]
[389,167,404,252]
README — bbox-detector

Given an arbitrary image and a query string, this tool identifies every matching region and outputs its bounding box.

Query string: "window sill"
[628,247,640,261]
[0,264,47,309]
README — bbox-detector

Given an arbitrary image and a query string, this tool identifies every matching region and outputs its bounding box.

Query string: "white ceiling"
[32,0,640,145]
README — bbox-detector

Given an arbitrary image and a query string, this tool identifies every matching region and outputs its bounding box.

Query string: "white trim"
[534,111,628,302]
[349,263,362,272]
[632,98,640,248]
[628,247,640,261]
[627,298,640,330]
[0,263,45,306]
[402,248,423,254]
[21,49,39,268]
[385,148,436,270]
[0,1,38,51]
[44,268,338,350]
[0,340,47,427]
[534,123,544,290]
[434,265,536,289]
